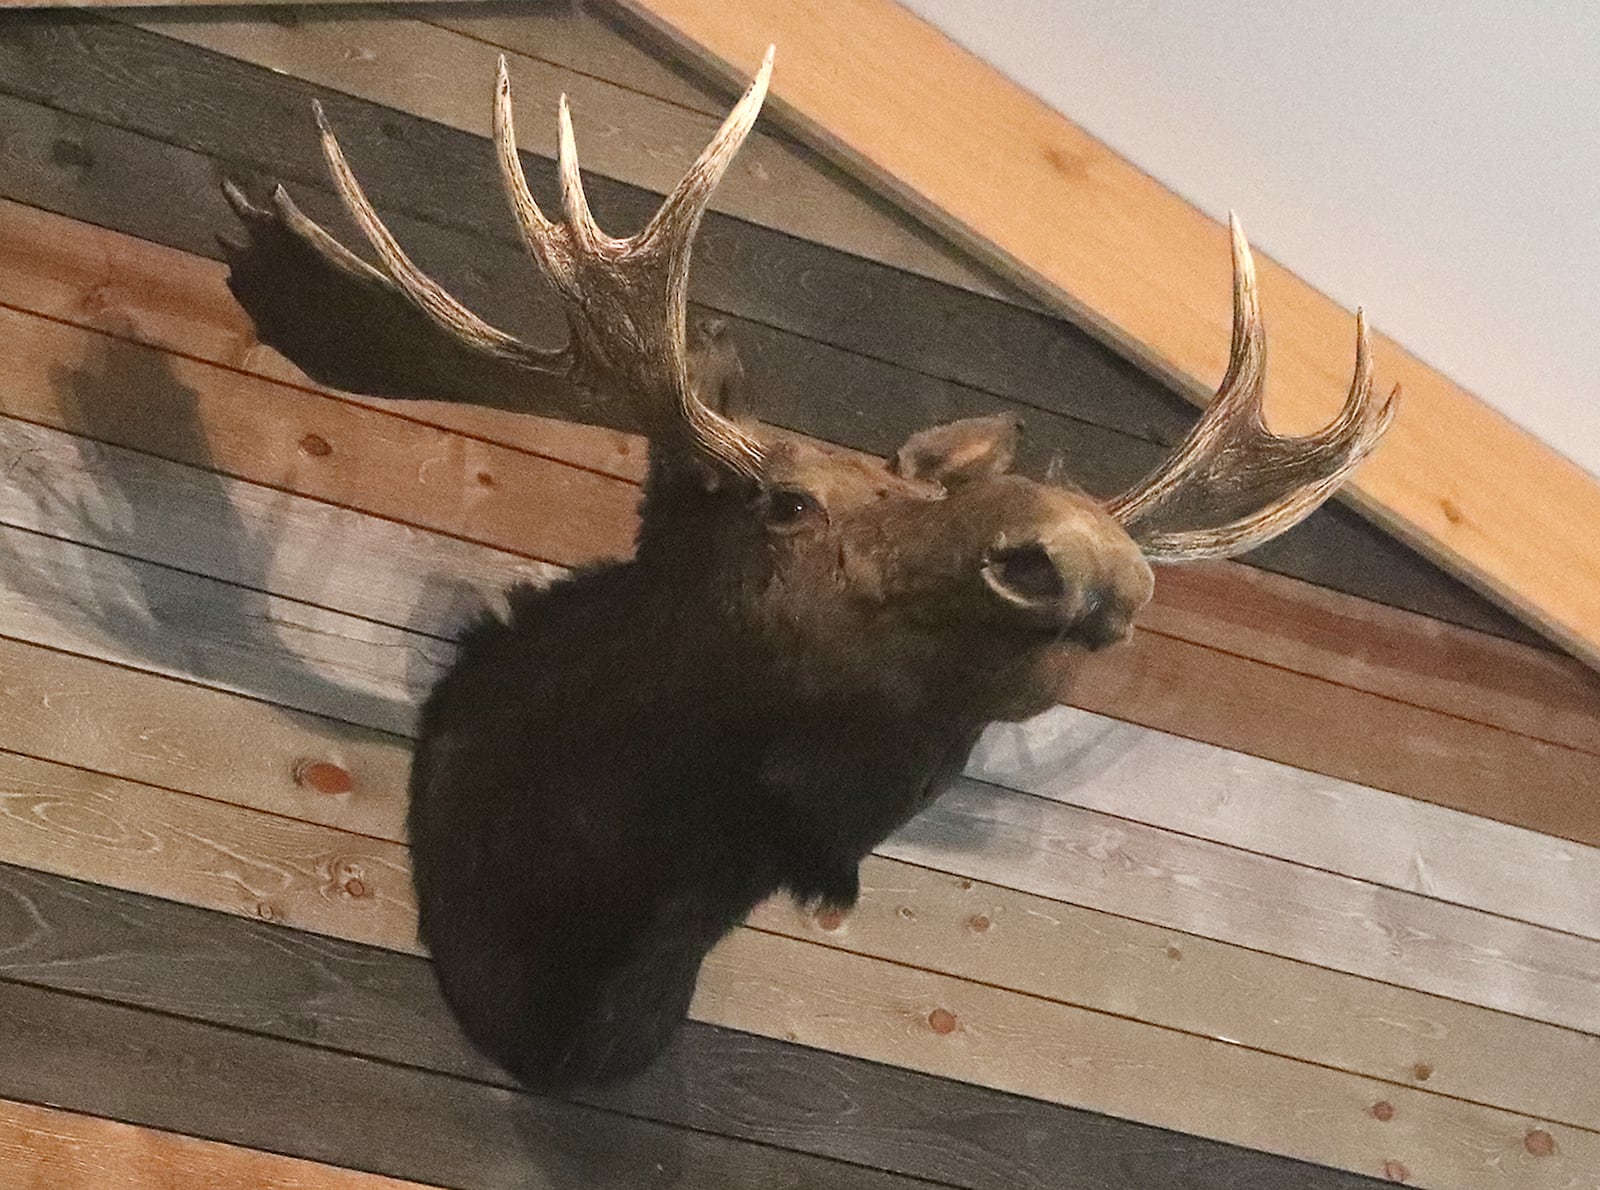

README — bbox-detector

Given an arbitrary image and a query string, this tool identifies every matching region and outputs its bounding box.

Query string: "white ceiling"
[901,1,1600,479]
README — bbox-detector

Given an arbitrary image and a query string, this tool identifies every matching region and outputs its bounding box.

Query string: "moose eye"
[762,487,822,531]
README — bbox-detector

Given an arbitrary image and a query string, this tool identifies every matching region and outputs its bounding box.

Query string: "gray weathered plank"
[2,509,1598,1033]
[0,861,1392,1190]
[0,10,1537,640]
[7,411,1599,946]
[0,975,946,1190]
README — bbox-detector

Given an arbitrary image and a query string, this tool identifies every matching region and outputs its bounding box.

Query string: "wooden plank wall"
[0,5,1595,1188]
[617,0,1600,673]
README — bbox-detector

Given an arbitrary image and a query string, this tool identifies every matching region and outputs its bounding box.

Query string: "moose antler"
[223,52,773,481]
[1106,216,1398,560]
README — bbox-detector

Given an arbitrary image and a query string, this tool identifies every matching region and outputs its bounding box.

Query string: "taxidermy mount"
[220,49,1396,1090]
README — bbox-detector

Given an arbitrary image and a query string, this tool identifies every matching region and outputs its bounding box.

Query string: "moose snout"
[981,535,1152,649]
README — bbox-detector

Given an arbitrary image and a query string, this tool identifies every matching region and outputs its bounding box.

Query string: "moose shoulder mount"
[222,50,1396,1090]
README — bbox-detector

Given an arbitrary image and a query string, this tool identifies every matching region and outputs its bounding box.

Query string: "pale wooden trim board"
[612,0,1600,672]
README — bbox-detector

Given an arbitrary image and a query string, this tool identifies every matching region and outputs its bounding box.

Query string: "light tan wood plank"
[3,503,1598,1038]
[0,196,648,482]
[0,302,640,569]
[0,634,407,840]
[8,200,1598,851]
[0,750,414,949]
[0,747,1591,1189]
[123,7,1015,301]
[615,0,1600,672]
[13,643,1599,1133]
[0,1099,429,1190]
[8,407,1600,946]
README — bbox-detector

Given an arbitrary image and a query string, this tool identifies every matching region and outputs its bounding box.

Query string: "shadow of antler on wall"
[0,324,490,738]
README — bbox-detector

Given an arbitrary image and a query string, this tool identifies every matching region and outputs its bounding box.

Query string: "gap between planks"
[4,626,1600,1133]
[611,0,1600,673]
[0,201,1595,833]
[1,413,1598,959]
[0,743,1592,1190]
[0,1097,437,1190]
[3,313,1600,985]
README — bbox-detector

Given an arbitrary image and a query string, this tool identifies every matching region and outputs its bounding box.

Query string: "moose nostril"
[983,544,1067,606]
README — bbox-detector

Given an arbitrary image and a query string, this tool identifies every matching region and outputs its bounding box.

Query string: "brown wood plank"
[1,748,1593,1188]
[1065,620,1600,842]
[0,861,1397,1190]
[2,733,1598,1141]
[1141,559,1600,756]
[2,207,1595,845]
[0,1099,432,1190]
[7,411,1600,949]
[3,195,1592,759]
[0,982,944,1190]
[616,0,1600,672]
[0,8,1538,645]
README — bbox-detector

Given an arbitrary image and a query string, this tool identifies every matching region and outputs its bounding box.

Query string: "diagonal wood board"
[613,0,1600,672]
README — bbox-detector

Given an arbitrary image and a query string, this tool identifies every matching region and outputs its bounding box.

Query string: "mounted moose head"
[222,51,1395,1090]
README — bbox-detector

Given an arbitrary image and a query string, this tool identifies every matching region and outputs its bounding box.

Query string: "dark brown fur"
[408,423,1153,1090]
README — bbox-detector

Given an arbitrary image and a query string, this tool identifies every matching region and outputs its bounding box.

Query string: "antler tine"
[555,94,612,254]
[1106,215,1398,561]
[489,50,773,480]
[493,57,556,245]
[313,101,539,365]
[640,45,775,257]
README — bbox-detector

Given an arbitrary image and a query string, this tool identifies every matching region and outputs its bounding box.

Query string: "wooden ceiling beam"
[616,0,1600,671]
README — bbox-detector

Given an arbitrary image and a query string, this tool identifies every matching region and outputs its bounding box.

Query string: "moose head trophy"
[222,51,1395,1090]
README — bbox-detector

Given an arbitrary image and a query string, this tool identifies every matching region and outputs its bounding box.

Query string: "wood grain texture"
[0,981,945,1190]
[0,634,409,839]
[2,209,1594,844]
[5,406,1600,947]
[1061,621,1600,845]
[3,715,1598,1139]
[616,0,1600,671]
[969,705,1600,942]
[12,513,1600,1038]
[0,302,640,569]
[119,2,1018,302]
[0,1099,431,1190]
[0,7,1538,642]
[0,862,1396,1190]
[0,518,438,735]
[0,411,554,638]
[9,401,1600,985]
[1139,559,1600,756]
[3,195,1592,761]
[7,443,1600,1036]
[0,751,1591,1189]
[0,748,417,947]
[3,390,1600,1030]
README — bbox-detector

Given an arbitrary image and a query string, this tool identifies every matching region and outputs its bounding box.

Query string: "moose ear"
[891,414,1022,486]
